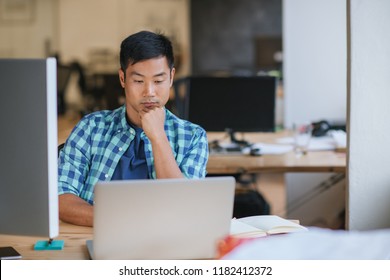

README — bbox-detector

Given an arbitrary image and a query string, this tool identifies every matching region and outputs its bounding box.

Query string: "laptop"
[87,176,235,259]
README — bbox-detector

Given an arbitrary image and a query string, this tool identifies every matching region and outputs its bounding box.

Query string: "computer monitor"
[0,58,59,239]
[184,76,277,135]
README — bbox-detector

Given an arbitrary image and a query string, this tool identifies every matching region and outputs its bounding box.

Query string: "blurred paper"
[276,136,336,151]
[249,143,293,155]
[329,130,347,148]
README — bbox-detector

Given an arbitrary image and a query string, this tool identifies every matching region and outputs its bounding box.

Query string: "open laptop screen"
[91,177,235,260]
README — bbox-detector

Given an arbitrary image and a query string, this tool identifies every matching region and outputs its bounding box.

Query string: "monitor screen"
[0,58,59,238]
[185,76,277,132]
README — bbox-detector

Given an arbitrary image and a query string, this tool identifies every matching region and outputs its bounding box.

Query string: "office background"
[0,0,389,230]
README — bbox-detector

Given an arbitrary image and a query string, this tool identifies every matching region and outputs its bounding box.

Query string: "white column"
[347,0,390,230]
[282,0,347,227]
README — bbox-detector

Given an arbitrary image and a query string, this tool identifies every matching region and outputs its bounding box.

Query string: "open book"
[230,215,308,238]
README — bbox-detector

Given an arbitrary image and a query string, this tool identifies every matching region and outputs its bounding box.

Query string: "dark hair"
[119,30,174,73]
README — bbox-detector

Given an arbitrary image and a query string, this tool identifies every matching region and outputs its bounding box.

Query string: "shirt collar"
[111,105,130,135]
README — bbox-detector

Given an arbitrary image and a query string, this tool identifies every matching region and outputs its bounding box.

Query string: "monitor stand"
[226,128,250,147]
[209,129,252,155]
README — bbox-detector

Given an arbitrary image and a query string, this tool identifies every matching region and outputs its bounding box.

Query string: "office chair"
[172,77,190,118]
[99,74,124,110]
[68,61,104,116]
[58,143,65,158]
[57,64,72,115]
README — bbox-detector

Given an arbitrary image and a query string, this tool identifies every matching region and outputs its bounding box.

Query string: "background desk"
[206,131,346,221]
[206,131,346,174]
[0,222,92,260]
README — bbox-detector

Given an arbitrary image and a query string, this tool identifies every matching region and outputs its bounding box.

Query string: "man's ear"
[118,69,125,88]
[170,68,176,87]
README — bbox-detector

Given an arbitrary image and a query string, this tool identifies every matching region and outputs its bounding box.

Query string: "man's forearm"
[150,136,184,179]
[59,194,94,227]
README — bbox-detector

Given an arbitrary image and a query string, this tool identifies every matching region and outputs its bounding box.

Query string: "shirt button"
[119,147,123,151]
[105,174,108,178]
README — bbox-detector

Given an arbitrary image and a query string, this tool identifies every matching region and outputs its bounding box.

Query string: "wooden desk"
[0,222,92,260]
[206,131,346,174]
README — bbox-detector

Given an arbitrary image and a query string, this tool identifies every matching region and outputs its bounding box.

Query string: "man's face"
[119,56,175,126]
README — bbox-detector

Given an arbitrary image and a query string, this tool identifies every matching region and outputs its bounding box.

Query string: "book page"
[230,219,267,238]
[238,215,308,235]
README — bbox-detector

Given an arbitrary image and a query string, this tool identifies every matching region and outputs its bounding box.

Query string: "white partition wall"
[347,0,390,230]
[282,0,347,227]
[283,0,347,127]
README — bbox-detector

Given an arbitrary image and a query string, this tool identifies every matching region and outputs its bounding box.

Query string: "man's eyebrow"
[129,71,167,78]
[129,71,144,77]
[153,72,168,78]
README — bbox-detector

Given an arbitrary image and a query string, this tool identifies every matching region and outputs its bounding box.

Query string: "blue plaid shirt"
[58,105,209,204]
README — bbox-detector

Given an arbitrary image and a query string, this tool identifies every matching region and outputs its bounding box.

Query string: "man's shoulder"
[79,106,124,127]
[165,109,206,135]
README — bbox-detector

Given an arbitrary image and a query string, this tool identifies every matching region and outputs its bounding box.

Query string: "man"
[58,31,209,226]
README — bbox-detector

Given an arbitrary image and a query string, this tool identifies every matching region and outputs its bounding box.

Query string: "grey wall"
[191,0,282,75]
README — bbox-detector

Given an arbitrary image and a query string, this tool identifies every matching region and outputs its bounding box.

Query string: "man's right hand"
[139,105,166,142]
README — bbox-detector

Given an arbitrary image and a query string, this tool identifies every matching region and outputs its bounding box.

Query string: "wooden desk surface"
[207,151,346,174]
[0,222,92,260]
[207,132,346,174]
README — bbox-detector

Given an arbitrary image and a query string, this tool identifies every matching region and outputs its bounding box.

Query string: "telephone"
[312,120,346,137]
